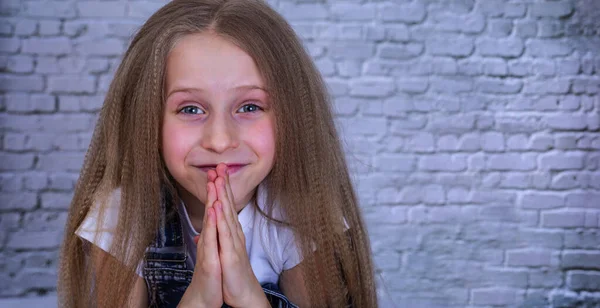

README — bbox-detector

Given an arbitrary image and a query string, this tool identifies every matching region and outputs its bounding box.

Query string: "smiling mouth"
[196,164,247,174]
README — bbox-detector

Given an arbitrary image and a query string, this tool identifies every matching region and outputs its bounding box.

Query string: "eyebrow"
[166,85,268,99]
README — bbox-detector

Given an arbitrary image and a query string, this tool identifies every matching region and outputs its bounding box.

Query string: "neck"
[176,184,256,233]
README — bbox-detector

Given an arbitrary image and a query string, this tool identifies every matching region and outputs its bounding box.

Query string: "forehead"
[165,32,265,93]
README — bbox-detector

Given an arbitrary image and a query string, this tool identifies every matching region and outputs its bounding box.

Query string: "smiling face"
[161,32,276,212]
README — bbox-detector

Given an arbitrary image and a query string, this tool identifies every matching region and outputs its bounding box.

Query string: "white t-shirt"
[75,183,302,285]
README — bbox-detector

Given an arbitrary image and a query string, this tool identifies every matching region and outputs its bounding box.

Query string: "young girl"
[58,0,377,307]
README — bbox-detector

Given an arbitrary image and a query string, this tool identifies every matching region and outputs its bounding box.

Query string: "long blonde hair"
[58,0,377,306]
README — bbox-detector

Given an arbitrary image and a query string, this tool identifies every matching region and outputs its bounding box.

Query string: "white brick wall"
[1,0,599,307]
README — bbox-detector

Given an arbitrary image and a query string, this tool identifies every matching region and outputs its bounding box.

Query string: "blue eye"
[237,104,263,113]
[180,106,204,115]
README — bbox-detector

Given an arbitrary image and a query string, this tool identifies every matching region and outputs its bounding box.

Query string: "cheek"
[161,120,193,170]
[249,118,276,161]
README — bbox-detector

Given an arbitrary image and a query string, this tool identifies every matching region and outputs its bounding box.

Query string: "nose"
[201,112,239,153]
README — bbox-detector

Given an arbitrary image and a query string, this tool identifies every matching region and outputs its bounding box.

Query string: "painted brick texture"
[1,0,599,307]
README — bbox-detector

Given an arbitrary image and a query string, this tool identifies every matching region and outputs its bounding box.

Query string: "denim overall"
[143,197,298,308]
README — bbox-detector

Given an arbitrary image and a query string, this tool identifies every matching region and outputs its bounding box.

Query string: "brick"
[372,250,401,271]
[437,135,459,151]
[337,117,386,137]
[507,249,553,267]
[542,211,586,228]
[430,77,472,93]
[504,3,526,18]
[77,2,126,18]
[40,192,73,210]
[483,58,507,76]
[419,154,467,172]
[330,4,375,21]
[539,21,565,38]
[527,39,573,57]
[396,78,428,94]
[532,59,556,76]
[126,1,165,19]
[405,132,435,153]
[6,55,34,73]
[325,79,348,96]
[478,38,524,57]
[564,231,600,249]
[5,94,55,113]
[471,288,516,306]
[457,59,483,76]
[389,115,427,131]
[500,173,528,188]
[24,1,75,18]
[279,3,328,21]
[540,152,584,170]
[480,132,504,152]
[378,43,423,60]
[0,153,35,171]
[529,134,554,151]
[531,1,574,18]
[6,231,62,249]
[477,0,504,17]
[557,59,581,75]
[48,75,95,94]
[349,78,395,98]
[364,206,407,224]
[422,185,445,204]
[524,80,571,95]
[0,213,21,230]
[47,173,77,191]
[515,20,537,38]
[488,19,512,38]
[508,60,531,77]
[431,57,457,75]
[555,135,578,149]
[329,41,374,60]
[76,39,124,56]
[15,20,37,37]
[566,192,600,208]
[479,79,524,95]
[0,193,37,211]
[552,172,583,190]
[486,153,536,171]
[22,38,71,55]
[35,56,59,74]
[427,36,474,57]
[37,152,85,172]
[380,2,426,23]
[567,271,600,291]
[562,251,600,270]
[0,20,13,35]
[521,193,564,210]
[38,20,60,36]
[0,38,20,53]
[430,114,476,133]
[0,174,21,192]
[506,134,527,151]
[23,172,48,190]
[529,271,563,288]
[375,154,415,172]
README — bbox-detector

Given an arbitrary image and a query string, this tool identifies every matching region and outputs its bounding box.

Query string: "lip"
[196,164,247,175]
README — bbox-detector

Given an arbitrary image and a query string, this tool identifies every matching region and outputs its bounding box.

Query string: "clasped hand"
[178,164,268,308]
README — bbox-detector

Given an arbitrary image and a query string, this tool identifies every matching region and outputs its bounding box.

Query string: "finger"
[207,169,218,183]
[224,167,237,216]
[215,200,236,252]
[203,182,217,228]
[215,175,237,231]
[199,207,219,265]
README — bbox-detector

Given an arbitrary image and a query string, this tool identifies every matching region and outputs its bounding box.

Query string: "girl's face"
[162,32,276,211]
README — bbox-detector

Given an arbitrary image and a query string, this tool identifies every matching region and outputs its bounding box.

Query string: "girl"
[58,0,377,307]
